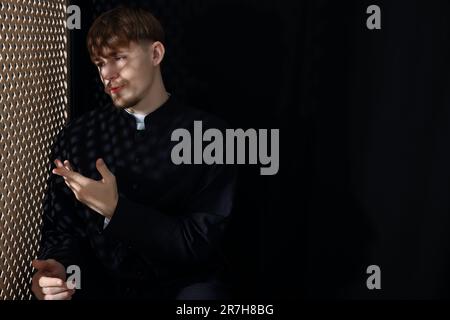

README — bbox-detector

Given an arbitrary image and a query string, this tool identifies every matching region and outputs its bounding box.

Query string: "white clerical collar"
[124,93,172,130]
[125,108,147,130]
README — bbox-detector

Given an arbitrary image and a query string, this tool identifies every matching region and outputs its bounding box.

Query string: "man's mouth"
[105,83,126,95]
[109,85,125,94]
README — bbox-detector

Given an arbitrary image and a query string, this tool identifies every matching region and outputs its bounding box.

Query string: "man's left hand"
[52,158,118,219]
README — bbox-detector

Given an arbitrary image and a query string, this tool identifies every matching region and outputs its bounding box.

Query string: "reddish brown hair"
[87,6,165,60]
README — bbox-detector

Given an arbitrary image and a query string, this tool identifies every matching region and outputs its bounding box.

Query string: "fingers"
[53,166,90,186]
[96,158,114,182]
[54,159,65,168]
[54,159,73,171]
[42,286,71,295]
[52,160,88,202]
[32,271,72,301]
[39,276,65,288]
[43,289,75,301]
[53,158,114,185]
[64,160,73,171]
[53,160,72,187]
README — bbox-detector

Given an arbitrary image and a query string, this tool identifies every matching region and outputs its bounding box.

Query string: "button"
[135,157,140,163]
[132,184,138,190]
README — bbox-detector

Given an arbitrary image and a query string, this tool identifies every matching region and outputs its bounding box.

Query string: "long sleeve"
[38,129,86,268]
[103,163,237,267]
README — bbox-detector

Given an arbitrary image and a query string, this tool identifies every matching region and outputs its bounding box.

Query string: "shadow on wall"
[179,2,283,128]
[305,183,376,299]
[179,2,286,298]
[178,1,377,299]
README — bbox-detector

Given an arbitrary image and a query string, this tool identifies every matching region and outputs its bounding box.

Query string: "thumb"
[96,158,113,181]
[32,259,55,271]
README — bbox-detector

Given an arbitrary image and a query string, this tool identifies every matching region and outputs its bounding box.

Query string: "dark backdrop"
[68,0,450,299]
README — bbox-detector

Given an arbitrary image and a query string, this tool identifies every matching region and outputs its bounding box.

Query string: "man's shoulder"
[174,100,230,131]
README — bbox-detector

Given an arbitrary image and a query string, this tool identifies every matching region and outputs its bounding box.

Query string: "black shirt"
[38,96,237,299]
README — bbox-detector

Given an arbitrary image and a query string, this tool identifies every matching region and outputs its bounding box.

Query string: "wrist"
[105,194,118,219]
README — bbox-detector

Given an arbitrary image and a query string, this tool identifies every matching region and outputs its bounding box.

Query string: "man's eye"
[115,56,126,61]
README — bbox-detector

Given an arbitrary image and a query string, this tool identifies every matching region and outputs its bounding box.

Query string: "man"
[31,6,236,300]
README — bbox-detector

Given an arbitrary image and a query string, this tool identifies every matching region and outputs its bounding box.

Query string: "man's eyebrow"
[112,49,129,55]
[104,51,128,58]
[92,49,129,62]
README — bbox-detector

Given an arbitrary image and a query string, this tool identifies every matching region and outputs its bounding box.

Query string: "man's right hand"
[32,259,75,300]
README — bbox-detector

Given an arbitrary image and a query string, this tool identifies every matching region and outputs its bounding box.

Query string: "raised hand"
[52,158,118,219]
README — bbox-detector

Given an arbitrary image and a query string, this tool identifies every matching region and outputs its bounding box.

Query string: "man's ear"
[151,41,165,66]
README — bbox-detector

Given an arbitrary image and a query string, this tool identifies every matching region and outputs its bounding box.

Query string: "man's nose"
[101,63,119,82]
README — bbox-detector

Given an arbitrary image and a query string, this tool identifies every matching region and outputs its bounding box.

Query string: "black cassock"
[38,96,237,299]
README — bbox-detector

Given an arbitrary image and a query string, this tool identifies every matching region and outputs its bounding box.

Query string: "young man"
[31,6,236,300]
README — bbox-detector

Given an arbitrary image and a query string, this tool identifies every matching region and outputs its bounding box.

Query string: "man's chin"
[111,98,137,110]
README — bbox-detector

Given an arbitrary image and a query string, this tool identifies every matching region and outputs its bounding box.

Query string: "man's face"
[93,41,156,109]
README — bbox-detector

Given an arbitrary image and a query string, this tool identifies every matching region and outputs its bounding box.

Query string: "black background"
[68,0,450,299]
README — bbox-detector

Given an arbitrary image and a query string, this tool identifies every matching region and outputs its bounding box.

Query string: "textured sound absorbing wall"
[0,0,69,299]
